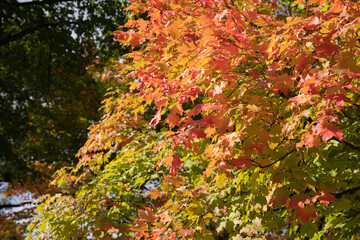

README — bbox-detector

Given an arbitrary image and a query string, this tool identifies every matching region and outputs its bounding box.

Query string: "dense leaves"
[29,0,360,239]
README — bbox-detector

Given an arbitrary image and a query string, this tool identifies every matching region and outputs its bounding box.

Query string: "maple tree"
[28,0,360,239]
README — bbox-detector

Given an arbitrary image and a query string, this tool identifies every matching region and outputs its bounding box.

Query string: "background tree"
[29,0,360,239]
[0,0,129,238]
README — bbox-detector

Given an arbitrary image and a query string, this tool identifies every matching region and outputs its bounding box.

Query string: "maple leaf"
[272,188,289,207]
[165,111,181,129]
[170,156,183,176]
[327,94,353,108]
[103,223,114,232]
[231,156,252,169]
[295,205,318,223]
[288,195,310,210]
[130,219,148,234]
[295,53,308,74]
[157,153,174,170]
[138,207,157,222]
[190,128,207,139]
[314,123,343,142]
[179,229,194,238]
[159,210,174,223]
[306,16,320,28]
[316,43,338,57]
[147,189,162,200]
[312,191,337,207]
[205,127,216,137]
[165,175,185,187]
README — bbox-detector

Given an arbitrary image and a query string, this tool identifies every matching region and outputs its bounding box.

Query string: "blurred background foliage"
[0,0,129,238]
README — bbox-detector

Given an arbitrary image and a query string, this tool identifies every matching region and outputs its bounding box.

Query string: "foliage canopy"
[29,0,360,239]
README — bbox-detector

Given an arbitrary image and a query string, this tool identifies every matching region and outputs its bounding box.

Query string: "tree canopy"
[0,0,128,238]
[28,0,360,239]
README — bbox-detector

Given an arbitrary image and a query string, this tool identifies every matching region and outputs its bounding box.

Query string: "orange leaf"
[147,189,162,200]
[130,219,148,233]
[205,127,216,138]
[139,207,157,222]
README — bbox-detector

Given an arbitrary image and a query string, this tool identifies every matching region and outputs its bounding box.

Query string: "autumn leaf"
[139,207,157,223]
[159,210,174,224]
[147,189,162,200]
[314,123,343,142]
[295,206,318,223]
[312,191,337,207]
[130,219,148,234]
[170,156,183,176]
[231,156,252,169]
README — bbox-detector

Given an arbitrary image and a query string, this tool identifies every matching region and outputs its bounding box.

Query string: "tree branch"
[0,21,79,46]
[0,23,56,46]
[332,138,360,152]
[17,0,78,6]
[343,140,360,152]
[0,201,34,209]
[334,186,360,198]
[259,149,296,168]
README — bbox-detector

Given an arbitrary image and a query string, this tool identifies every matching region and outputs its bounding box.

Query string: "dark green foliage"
[0,0,129,185]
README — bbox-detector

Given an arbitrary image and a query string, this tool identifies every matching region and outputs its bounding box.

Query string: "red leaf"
[312,191,337,207]
[295,205,318,223]
[314,123,343,142]
[231,156,252,169]
[316,43,338,57]
[295,53,308,74]
[272,188,289,206]
[288,195,310,210]
[170,156,182,176]
[179,229,194,238]
[327,94,353,108]
[103,223,114,231]
[166,111,181,129]
[191,128,207,139]
[249,142,265,154]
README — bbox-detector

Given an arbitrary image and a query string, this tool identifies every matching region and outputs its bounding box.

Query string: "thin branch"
[341,109,358,120]
[0,23,55,46]
[334,186,360,198]
[332,138,360,152]
[0,22,79,46]
[0,201,34,209]
[17,0,78,6]
[343,140,360,152]
[259,148,296,168]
